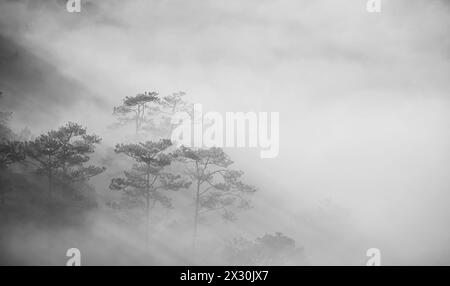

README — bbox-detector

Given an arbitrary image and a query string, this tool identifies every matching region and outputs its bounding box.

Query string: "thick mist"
[1,0,450,265]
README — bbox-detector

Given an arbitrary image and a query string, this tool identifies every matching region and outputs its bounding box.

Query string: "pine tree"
[26,122,105,208]
[113,92,159,133]
[174,146,256,247]
[110,139,191,242]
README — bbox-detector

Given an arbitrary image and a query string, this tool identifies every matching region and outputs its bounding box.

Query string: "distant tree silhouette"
[0,91,14,141]
[26,122,105,208]
[225,232,305,265]
[110,139,191,242]
[174,146,256,247]
[113,92,159,133]
[0,141,26,205]
[0,93,27,204]
[143,91,192,137]
[0,140,26,167]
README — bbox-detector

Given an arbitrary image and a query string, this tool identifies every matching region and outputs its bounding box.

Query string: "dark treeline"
[0,90,304,265]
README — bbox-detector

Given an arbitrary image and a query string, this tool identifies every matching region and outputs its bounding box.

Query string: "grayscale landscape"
[0,0,449,265]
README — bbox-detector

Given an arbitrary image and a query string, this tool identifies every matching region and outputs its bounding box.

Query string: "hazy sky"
[1,0,450,264]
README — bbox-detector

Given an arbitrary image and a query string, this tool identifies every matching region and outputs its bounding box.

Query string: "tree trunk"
[135,106,140,134]
[145,171,150,247]
[167,104,177,137]
[47,155,52,213]
[193,178,201,249]
[47,165,53,265]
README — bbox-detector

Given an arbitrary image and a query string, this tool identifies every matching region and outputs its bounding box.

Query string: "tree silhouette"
[0,91,14,141]
[113,92,159,133]
[0,141,26,167]
[225,232,305,265]
[0,141,26,205]
[0,92,25,167]
[174,146,256,246]
[143,91,192,137]
[26,122,105,208]
[110,139,191,242]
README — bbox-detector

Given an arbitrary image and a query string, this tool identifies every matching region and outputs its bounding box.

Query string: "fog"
[1,0,450,265]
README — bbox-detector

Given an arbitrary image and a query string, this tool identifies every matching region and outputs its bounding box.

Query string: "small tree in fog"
[225,232,305,265]
[0,91,14,141]
[0,93,27,204]
[0,141,26,204]
[0,110,13,141]
[113,92,159,133]
[174,146,256,246]
[0,92,25,166]
[26,122,105,207]
[143,91,192,137]
[0,141,26,167]
[110,139,191,241]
